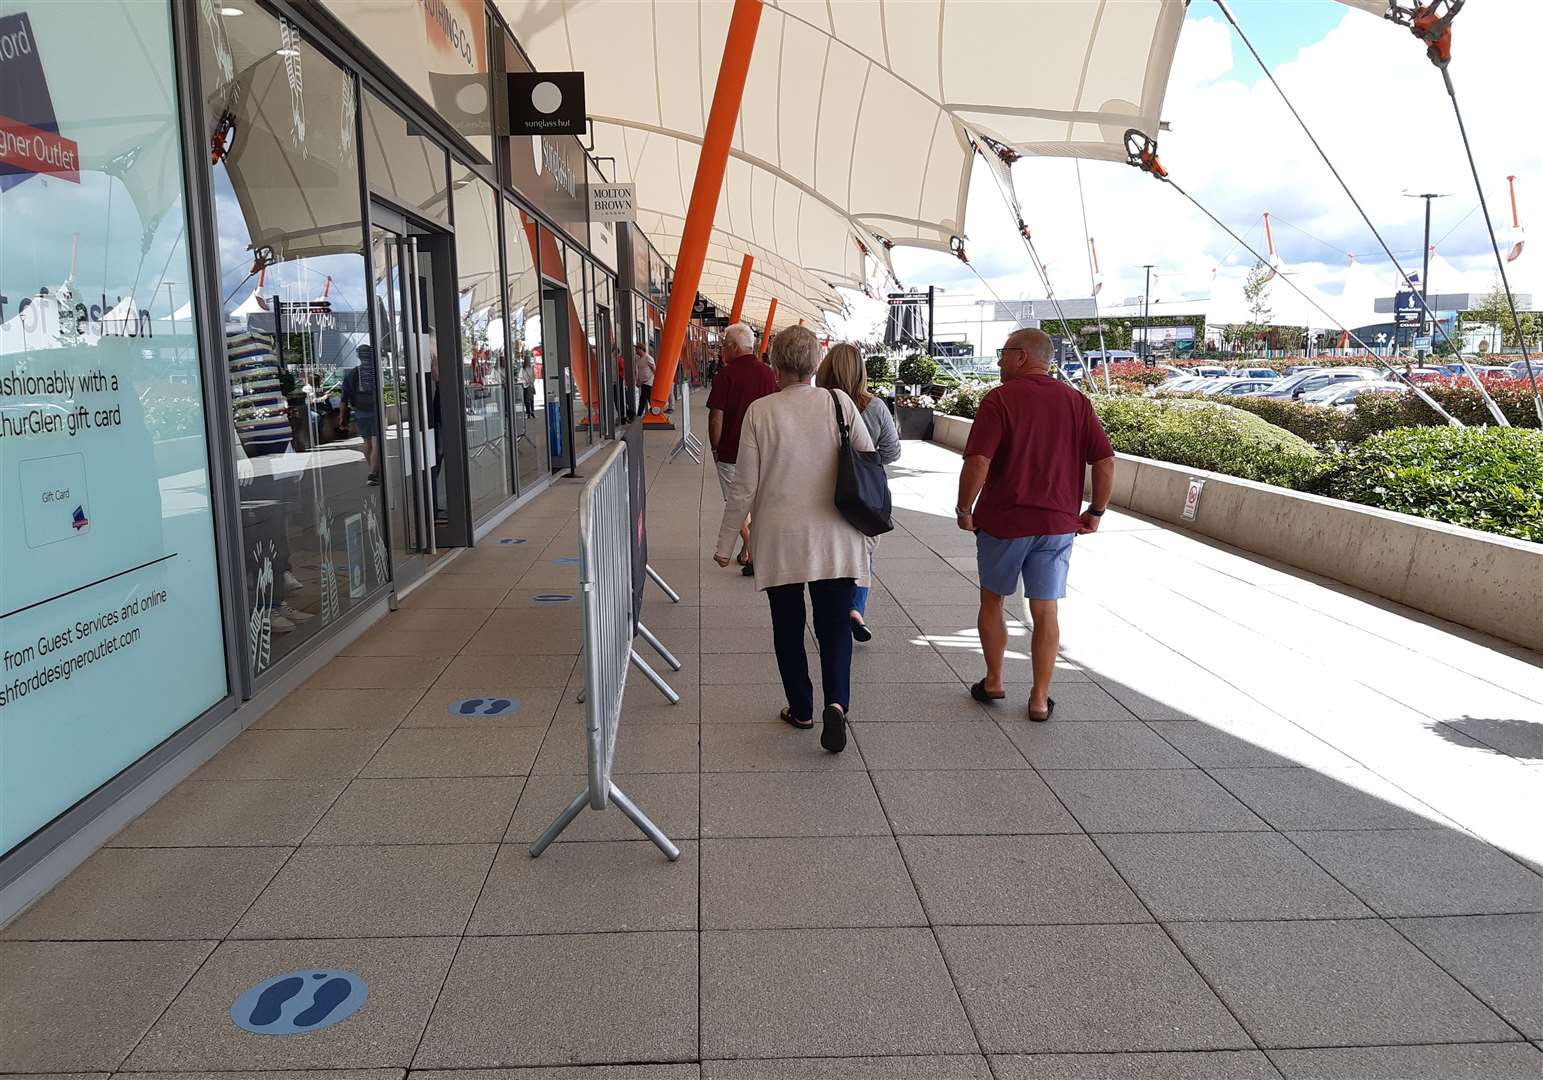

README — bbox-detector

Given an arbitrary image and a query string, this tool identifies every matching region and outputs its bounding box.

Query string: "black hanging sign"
[506,71,586,136]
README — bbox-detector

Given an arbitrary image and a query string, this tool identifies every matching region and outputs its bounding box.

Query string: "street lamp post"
[1141,264,1154,367]
[1403,191,1450,358]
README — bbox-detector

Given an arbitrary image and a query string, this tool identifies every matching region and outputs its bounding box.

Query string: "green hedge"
[1092,397,1324,490]
[1316,427,1543,543]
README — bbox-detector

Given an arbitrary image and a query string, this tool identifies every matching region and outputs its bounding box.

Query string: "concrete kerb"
[930,418,1543,653]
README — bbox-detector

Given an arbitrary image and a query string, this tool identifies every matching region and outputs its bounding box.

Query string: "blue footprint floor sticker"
[450,697,519,717]
[231,970,368,1035]
[531,593,574,604]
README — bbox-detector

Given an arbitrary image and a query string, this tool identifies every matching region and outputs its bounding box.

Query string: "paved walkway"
[4,410,1542,1079]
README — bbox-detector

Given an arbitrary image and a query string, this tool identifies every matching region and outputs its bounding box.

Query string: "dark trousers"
[766,577,856,721]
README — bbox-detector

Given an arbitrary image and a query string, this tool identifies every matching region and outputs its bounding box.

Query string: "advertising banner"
[1,2,228,853]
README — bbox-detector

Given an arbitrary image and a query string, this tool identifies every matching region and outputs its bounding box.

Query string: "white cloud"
[832,1,1541,345]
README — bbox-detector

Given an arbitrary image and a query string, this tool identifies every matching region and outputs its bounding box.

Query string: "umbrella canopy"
[496,0,1187,328]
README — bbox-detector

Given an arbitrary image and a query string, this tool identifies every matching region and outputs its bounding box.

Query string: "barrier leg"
[609,782,681,860]
[631,649,681,704]
[646,564,682,603]
[637,622,682,671]
[529,786,591,858]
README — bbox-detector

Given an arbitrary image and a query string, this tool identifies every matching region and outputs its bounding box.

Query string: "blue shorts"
[976,530,1076,600]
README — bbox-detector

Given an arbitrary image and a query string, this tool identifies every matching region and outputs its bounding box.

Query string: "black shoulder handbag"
[829,390,894,537]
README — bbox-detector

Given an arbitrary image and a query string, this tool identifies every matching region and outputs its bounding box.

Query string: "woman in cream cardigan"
[713,325,876,753]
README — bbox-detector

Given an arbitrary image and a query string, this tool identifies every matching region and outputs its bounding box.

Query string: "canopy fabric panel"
[496,0,1186,326]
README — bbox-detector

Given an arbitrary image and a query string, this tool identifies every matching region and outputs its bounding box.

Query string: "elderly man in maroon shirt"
[955,328,1116,721]
[708,321,779,575]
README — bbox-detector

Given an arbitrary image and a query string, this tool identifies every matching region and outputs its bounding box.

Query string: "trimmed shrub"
[938,380,992,420]
[1180,394,1355,449]
[1092,396,1324,490]
[898,353,940,389]
[1317,427,1543,544]
[865,354,892,382]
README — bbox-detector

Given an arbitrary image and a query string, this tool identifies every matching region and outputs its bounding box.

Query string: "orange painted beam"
[729,254,753,324]
[759,297,778,357]
[646,0,762,417]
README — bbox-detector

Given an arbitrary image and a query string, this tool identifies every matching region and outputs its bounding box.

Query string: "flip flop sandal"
[820,705,848,753]
[970,680,1006,704]
[1028,698,1056,723]
[780,707,813,730]
[850,618,872,643]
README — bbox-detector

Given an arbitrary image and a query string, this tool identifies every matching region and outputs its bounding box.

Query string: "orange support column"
[729,254,754,324]
[646,0,762,422]
[759,297,778,357]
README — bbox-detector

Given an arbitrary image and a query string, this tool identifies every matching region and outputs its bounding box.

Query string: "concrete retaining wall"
[933,417,1543,652]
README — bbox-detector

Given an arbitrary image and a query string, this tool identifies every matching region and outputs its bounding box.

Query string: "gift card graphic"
[19,452,90,547]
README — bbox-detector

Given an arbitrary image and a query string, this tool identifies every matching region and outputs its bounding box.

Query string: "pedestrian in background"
[714,325,876,753]
[635,342,656,416]
[816,342,900,641]
[956,328,1114,721]
[708,322,779,575]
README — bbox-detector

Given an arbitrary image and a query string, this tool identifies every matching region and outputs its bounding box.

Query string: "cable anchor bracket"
[1124,130,1169,180]
[1388,0,1462,68]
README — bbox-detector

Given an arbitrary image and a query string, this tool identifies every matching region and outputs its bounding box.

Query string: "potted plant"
[895,391,938,439]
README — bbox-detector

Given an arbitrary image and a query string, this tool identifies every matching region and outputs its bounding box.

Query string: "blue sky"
[1186,0,1352,72]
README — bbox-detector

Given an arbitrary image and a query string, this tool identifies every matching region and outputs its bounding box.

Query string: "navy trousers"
[766,577,856,722]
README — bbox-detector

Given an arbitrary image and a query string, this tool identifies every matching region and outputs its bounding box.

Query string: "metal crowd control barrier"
[531,442,680,860]
[666,381,705,464]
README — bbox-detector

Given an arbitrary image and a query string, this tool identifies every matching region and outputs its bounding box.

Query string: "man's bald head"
[1000,327,1053,379]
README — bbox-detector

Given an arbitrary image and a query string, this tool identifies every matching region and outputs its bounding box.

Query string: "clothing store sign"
[506,71,585,136]
[589,183,635,224]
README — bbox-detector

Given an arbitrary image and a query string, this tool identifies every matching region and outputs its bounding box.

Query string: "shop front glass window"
[504,200,544,491]
[0,0,229,854]
[197,2,386,680]
[452,166,509,520]
[362,89,449,226]
[566,245,596,444]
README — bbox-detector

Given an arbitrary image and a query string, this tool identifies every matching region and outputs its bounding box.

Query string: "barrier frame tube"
[531,442,678,860]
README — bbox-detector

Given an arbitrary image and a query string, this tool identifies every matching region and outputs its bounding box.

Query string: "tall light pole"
[1403,191,1450,358]
[1140,264,1154,367]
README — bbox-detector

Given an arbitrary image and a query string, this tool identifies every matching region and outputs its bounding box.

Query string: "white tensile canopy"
[496,0,1188,329]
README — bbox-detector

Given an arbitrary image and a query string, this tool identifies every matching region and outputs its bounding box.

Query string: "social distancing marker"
[231,970,367,1035]
[555,556,581,565]
[532,593,575,604]
[498,538,528,545]
[449,697,520,717]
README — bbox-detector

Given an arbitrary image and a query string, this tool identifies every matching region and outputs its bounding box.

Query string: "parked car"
[1508,360,1543,381]
[1299,380,1408,410]
[1398,366,1447,384]
[1152,375,1214,395]
[1207,378,1280,397]
[1287,364,1321,375]
[1229,367,1279,380]
[1256,366,1382,400]
[1191,365,1229,378]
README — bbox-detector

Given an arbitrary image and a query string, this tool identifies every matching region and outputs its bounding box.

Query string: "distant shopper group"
[710,323,1114,751]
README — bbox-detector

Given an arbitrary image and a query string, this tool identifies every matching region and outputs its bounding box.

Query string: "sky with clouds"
[832,0,1542,349]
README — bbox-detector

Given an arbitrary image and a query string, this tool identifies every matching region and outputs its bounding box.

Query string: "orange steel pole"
[759,297,778,357]
[729,254,753,324]
[646,0,763,418]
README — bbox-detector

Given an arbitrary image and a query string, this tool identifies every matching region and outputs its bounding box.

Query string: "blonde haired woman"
[816,343,901,642]
[714,326,876,753]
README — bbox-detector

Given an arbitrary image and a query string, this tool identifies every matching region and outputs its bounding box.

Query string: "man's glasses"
[996,346,1025,360]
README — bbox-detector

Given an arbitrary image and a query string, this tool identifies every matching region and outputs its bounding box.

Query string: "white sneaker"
[277,602,315,622]
[270,614,297,633]
[284,571,304,591]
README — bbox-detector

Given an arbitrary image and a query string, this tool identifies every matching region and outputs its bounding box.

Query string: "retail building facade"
[0,0,669,911]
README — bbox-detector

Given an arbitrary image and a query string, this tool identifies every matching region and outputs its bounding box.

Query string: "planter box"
[930,415,1543,653]
[895,404,935,440]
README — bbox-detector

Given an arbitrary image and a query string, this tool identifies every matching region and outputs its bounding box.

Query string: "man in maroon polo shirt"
[955,328,1116,721]
[707,321,779,574]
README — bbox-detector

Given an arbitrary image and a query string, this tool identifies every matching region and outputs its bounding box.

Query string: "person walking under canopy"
[707,322,779,575]
[955,328,1115,722]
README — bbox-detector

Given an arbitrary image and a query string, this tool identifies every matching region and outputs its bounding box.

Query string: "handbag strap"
[828,388,852,449]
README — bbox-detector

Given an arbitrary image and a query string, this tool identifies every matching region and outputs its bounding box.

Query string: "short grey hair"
[722,322,754,355]
[769,325,820,381]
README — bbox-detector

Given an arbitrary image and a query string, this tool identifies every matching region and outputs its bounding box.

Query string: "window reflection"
[198,4,385,678]
[452,167,510,520]
[362,90,450,226]
[504,201,545,491]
